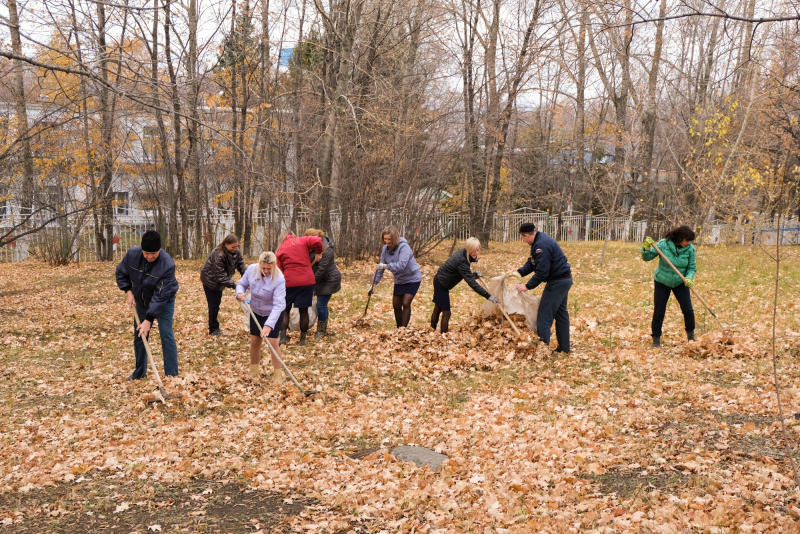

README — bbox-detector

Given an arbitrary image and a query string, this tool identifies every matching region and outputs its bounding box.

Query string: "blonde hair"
[464,237,481,265]
[257,251,282,286]
[278,229,294,243]
[304,228,325,238]
[381,226,400,250]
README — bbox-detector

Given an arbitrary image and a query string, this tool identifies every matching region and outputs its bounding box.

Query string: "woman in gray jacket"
[373,226,423,327]
[200,234,246,336]
[305,228,341,338]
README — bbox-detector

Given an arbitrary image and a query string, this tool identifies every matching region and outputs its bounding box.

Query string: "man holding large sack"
[512,222,573,354]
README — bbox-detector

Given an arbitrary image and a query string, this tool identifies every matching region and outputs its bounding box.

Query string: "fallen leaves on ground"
[1,241,800,532]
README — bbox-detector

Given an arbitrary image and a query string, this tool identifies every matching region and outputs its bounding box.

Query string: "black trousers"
[651,280,695,337]
[203,286,223,332]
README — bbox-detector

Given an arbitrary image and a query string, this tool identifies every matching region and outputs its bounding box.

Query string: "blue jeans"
[537,277,572,352]
[131,297,178,378]
[316,294,332,322]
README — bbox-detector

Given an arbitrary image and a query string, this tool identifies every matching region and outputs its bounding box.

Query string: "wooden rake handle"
[650,242,725,334]
[476,275,522,338]
[311,245,329,266]
[240,300,317,396]
[133,308,167,398]
[363,269,379,316]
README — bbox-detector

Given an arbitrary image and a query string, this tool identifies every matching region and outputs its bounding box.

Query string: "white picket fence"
[1,206,797,263]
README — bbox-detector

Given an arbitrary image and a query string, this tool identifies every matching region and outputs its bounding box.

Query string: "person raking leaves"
[115,230,180,380]
[200,233,245,337]
[641,225,697,348]
[236,251,287,381]
[276,230,324,346]
[512,222,573,354]
[372,226,423,328]
[430,237,499,333]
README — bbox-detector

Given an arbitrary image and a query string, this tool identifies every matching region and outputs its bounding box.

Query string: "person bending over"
[236,251,287,382]
[430,237,498,333]
[373,226,423,328]
[513,222,573,354]
[641,225,697,348]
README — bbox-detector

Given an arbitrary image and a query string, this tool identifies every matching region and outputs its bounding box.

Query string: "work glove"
[684,278,694,288]
[474,271,483,279]
[368,288,374,296]
[488,296,500,304]
[376,263,388,270]
[643,236,655,249]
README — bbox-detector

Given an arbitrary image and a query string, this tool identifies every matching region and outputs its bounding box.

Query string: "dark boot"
[652,336,661,348]
[315,320,328,339]
[279,328,287,345]
[687,330,695,341]
[298,331,307,346]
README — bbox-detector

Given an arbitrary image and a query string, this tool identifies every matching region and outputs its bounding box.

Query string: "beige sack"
[481,274,540,332]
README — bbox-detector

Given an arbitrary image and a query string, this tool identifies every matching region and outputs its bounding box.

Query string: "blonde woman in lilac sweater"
[236,251,286,382]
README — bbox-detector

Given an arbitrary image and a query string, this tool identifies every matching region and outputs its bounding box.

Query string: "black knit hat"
[519,222,536,234]
[141,230,161,252]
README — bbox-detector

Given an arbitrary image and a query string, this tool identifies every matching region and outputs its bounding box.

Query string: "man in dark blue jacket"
[513,222,573,353]
[116,231,180,379]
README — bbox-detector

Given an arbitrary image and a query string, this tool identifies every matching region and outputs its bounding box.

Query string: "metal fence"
[2,206,798,263]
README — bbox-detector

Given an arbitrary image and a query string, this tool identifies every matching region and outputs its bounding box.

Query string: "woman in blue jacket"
[372,226,423,327]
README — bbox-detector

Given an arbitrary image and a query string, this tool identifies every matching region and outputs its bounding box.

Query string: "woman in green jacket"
[641,225,697,348]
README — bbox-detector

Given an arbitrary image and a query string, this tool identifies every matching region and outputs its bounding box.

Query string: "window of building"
[0,185,7,218]
[112,191,129,216]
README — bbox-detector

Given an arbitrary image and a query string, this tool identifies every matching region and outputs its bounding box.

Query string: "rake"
[651,242,726,335]
[133,309,183,404]
[476,273,523,339]
[240,300,320,397]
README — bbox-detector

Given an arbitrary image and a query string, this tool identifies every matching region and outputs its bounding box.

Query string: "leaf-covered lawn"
[2,241,800,532]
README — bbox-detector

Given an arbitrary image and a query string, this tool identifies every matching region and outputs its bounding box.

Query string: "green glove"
[643,237,655,249]
[684,278,694,288]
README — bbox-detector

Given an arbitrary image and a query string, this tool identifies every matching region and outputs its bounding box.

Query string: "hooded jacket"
[200,246,246,291]
[276,234,324,287]
[311,235,342,295]
[433,248,491,299]
[374,237,423,286]
[116,246,179,322]
[641,238,696,288]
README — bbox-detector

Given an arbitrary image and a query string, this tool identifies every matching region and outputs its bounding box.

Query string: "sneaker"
[210,329,223,337]
[127,373,146,381]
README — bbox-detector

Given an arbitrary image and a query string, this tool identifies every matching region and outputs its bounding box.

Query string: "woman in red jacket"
[276,230,323,345]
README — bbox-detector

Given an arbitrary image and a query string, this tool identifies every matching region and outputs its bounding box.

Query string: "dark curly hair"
[664,225,696,244]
